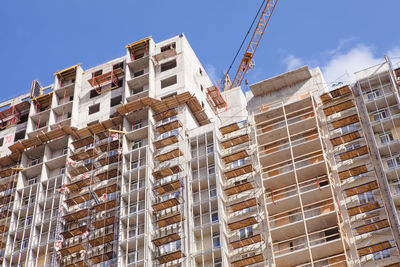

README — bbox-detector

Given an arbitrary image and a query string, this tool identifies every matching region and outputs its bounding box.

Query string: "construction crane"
[206,0,277,110]
[225,0,278,90]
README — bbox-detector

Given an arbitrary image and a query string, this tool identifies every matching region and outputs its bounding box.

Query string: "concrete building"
[0,34,399,267]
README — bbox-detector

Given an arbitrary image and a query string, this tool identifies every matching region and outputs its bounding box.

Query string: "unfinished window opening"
[161,60,177,72]
[93,70,103,77]
[131,87,144,95]
[161,42,176,52]
[111,95,122,107]
[113,62,123,70]
[14,130,25,142]
[90,89,100,98]
[88,104,100,115]
[161,75,177,89]
[133,70,144,78]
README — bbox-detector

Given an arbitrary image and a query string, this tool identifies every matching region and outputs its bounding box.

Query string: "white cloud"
[282,54,303,71]
[322,44,382,84]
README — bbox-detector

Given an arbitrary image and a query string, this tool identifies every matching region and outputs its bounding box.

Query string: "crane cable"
[226,0,266,77]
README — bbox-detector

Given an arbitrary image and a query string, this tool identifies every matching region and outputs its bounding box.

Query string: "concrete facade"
[0,35,399,267]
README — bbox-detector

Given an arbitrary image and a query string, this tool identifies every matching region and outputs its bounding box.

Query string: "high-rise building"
[0,35,399,267]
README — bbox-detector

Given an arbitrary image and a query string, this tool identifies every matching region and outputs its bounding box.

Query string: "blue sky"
[1,0,399,101]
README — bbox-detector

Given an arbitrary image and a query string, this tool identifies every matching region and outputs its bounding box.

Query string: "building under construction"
[0,35,400,267]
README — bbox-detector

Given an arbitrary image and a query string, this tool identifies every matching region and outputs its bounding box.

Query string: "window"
[199,68,203,75]
[131,160,139,169]
[373,109,388,121]
[110,95,122,107]
[345,143,360,151]
[232,158,245,168]
[14,130,25,142]
[208,164,215,175]
[214,258,222,267]
[128,250,137,263]
[358,191,374,204]
[366,89,381,100]
[161,42,176,52]
[213,232,220,248]
[161,129,178,139]
[373,249,390,260]
[90,89,100,98]
[59,166,65,175]
[161,75,177,89]
[207,144,214,154]
[31,157,41,166]
[133,70,144,77]
[28,176,39,185]
[132,140,143,150]
[341,123,356,134]
[162,115,177,124]
[161,60,177,72]
[93,70,103,77]
[132,121,143,130]
[131,87,144,95]
[113,62,123,70]
[379,131,393,144]
[0,138,3,146]
[62,147,68,155]
[387,155,400,169]
[130,203,138,214]
[88,104,100,115]
[394,184,400,195]
[209,184,217,198]
[211,211,218,222]
[200,85,204,92]
[239,226,253,239]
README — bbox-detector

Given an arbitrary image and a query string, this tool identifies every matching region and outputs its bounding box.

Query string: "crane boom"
[228,0,278,90]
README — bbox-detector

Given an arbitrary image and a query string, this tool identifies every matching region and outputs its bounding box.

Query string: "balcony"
[125,120,148,141]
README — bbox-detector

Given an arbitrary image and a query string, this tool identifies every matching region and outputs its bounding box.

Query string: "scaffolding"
[151,104,186,266]
[87,65,125,95]
[58,120,124,266]
[319,85,400,266]
[218,119,267,267]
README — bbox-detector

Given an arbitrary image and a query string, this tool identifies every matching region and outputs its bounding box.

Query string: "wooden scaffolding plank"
[347,201,381,216]
[157,250,184,264]
[224,164,253,180]
[152,197,180,212]
[153,135,179,149]
[344,181,379,197]
[224,182,253,196]
[231,234,263,249]
[152,232,181,247]
[153,165,181,180]
[229,198,258,212]
[338,165,368,180]
[156,212,184,228]
[222,150,249,164]
[354,219,389,235]
[228,216,258,230]
[154,180,182,195]
[231,254,264,267]
[357,240,392,257]
[156,120,182,134]
[221,134,249,149]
